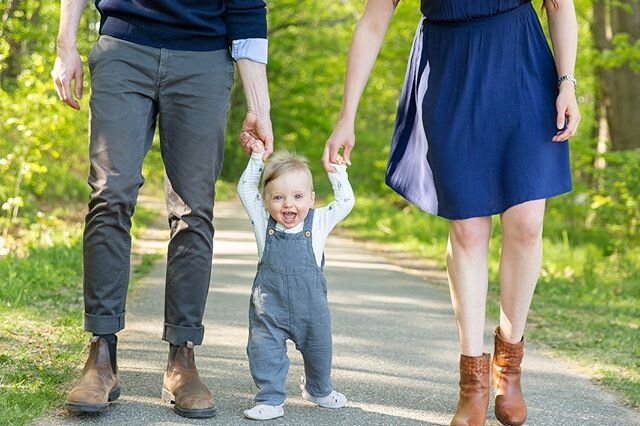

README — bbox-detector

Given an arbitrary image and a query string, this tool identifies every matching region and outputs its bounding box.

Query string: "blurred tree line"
[0,0,638,255]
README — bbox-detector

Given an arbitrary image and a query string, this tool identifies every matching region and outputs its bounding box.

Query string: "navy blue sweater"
[95,0,267,51]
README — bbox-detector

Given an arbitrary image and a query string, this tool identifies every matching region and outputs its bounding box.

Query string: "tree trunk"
[592,0,640,151]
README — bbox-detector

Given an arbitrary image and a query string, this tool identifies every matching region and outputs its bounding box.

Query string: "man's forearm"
[57,0,88,50]
[236,59,270,115]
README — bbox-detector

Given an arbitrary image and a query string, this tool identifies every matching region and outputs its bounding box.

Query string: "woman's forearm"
[339,0,396,123]
[546,0,578,83]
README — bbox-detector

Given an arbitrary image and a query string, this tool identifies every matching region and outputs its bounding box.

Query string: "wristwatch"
[557,74,577,89]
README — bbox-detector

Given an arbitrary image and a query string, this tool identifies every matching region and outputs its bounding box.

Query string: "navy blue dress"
[386,0,572,219]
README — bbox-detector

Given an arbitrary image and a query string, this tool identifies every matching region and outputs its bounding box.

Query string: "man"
[52,0,272,418]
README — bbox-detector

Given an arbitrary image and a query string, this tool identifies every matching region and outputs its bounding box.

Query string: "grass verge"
[0,204,160,425]
[340,195,640,407]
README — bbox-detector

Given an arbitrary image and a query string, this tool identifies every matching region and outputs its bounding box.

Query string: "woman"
[323,1,579,425]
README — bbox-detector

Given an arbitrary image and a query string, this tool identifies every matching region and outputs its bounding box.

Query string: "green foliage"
[596,33,640,72]
[586,151,640,244]
[1,3,98,254]
[341,196,448,258]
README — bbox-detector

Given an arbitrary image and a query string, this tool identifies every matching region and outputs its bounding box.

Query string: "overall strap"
[303,209,315,237]
[266,216,277,239]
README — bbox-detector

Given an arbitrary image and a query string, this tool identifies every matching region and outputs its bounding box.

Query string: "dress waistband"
[424,1,533,27]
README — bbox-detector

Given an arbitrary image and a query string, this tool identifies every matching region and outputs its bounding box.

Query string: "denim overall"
[247,209,333,405]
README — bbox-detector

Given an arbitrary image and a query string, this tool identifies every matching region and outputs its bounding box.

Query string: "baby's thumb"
[343,144,353,165]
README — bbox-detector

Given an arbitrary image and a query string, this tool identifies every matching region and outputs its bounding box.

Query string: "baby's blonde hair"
[261,151,313,199]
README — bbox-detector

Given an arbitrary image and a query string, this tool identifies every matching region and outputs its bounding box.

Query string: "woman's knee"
[502,205,544,247]
[449,218,491,252]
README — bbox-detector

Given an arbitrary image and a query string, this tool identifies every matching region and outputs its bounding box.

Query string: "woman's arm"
[322,0,398,171]
[546,0,580,142]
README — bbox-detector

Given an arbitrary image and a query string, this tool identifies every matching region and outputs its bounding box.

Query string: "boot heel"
[162,387,175,404]
[108,385,121,402]
[493,326,527,426]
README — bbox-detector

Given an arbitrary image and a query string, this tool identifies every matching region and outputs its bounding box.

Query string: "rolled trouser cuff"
[163,323,205,346]
[84,311,126,335]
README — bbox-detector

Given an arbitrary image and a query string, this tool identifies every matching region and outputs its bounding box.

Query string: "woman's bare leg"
[498,199,546,343]
[447,217,492,356]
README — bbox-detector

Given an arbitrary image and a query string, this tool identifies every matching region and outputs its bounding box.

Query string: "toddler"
[237,135,355,420]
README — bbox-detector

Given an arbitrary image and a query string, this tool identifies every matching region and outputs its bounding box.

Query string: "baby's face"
[264,169,315,229]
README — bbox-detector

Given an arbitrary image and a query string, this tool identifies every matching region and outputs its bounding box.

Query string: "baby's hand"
[334,153,347,166]
[240,132,265,154]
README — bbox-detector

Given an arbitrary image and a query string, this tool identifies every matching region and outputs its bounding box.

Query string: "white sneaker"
[243,404,284,420]
[300,377,347,409]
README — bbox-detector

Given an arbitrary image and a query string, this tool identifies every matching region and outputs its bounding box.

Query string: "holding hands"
[322,120,354,173]
[240,131,265,154]
[239,112,273,160]
[240,131,347,168]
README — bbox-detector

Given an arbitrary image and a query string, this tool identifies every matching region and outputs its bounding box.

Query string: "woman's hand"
[552,83,580,142]
[322,120,355,172]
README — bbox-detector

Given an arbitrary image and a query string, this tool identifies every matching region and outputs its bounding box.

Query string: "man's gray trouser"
[83,35,233,345]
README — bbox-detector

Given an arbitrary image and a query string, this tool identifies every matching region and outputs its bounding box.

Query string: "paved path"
[37,199,639,425]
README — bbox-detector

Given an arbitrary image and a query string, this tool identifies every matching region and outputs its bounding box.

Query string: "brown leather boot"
[450,353,490,426]
[161,341,216,418]
[492,326,527,426]
[65,336,120,413]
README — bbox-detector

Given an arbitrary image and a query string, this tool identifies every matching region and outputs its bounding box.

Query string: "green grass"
[215,179,238,201]
[340,194,640,407]
[0,203,161,425]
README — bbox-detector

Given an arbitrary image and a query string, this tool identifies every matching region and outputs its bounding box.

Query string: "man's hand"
[322,120,355,173]
[52,47,84,110]
[240,111,273,160]
[240,132,266,154]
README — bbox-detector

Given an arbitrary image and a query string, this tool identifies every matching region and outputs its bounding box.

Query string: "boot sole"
[65,385,121,413]
[496,408,527,426]
[161,387,217,418]
[495,414,526,426]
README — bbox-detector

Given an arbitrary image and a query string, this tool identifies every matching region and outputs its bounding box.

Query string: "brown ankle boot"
[65,336,120,413]
[162,341,216,418]
[492,327,527,426]
[450,353,490,426]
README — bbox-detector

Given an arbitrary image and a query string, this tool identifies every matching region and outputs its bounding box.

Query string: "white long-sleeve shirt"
[237,152,355,267]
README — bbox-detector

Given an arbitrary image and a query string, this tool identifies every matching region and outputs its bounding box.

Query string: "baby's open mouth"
[283,212,297,223]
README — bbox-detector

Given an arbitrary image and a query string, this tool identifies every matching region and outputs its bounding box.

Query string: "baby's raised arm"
[237,138,268,256]
[315,163,355,234]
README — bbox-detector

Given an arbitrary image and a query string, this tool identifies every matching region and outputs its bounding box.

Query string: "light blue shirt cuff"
[231,38,268,64]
